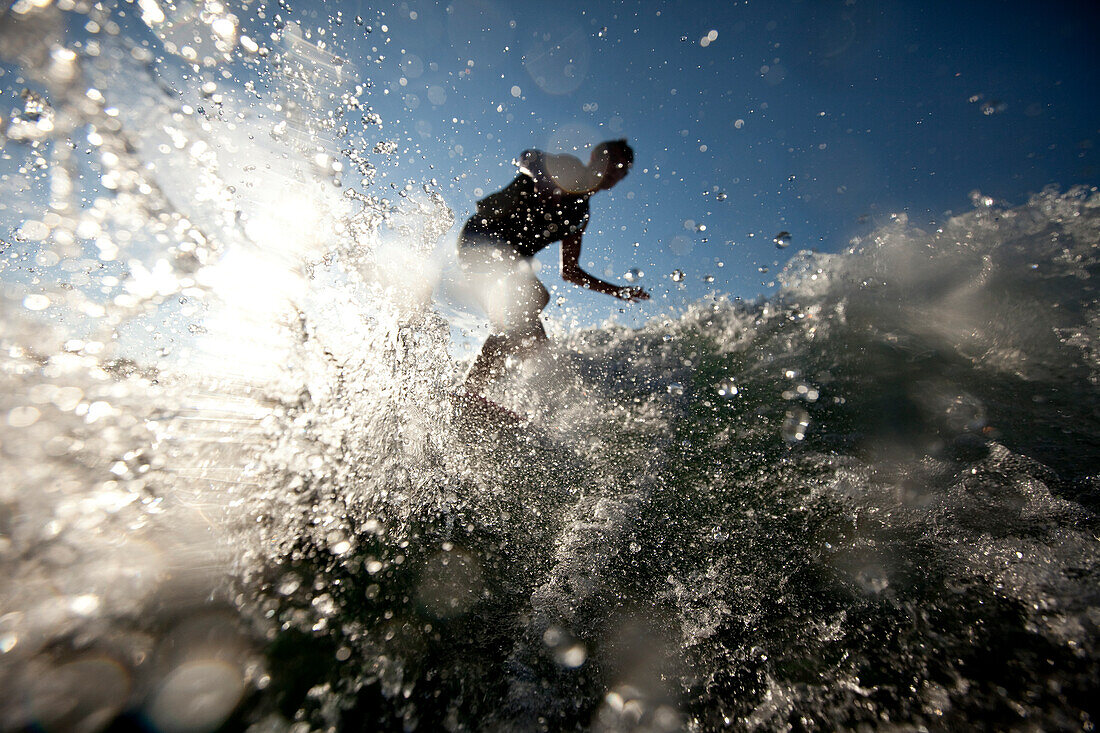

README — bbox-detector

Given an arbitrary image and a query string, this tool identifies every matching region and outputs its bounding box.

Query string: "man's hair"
[591,139,634,171]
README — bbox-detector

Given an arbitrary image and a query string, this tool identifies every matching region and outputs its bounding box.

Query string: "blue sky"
[321,0,1098,329]
[1,0,1097,347]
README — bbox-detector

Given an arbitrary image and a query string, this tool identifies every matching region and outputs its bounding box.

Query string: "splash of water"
[2,1,1099,731]
[0,2,452,729]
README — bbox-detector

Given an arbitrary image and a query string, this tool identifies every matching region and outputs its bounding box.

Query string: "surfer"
[457,139,648,406]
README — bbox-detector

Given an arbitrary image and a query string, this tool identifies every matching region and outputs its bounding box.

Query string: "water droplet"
[790,383,820,402]
[556,643,587,668]
[17,219,50,241]
[667,382,684,396]
[702,274,715,283]
[716,379,738,398]
[543,625,587,667]
[980,99,1007,116]
[781,408,810,442]
[670,269,685,282]
[149,660,244,733]
[969,190,995,208]
[670,235,693,256]
[277,576,300,596]
[210,16,236,40]
[773,231,791,249]
[69,594,101,616]
[623,267,643,283]
[715,192,727,201]
[23,294,50,311]
[7,406,41,427]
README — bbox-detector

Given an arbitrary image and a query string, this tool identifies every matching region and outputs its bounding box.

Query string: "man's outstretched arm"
[560,234,650,302]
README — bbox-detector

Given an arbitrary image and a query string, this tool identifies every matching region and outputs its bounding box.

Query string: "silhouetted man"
[458,140,648,405]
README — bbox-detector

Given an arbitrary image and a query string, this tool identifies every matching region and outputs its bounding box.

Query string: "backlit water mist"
[1,2,1098,731]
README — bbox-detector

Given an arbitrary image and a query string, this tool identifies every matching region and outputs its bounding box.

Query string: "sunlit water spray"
[0,2,451,728]
[2,2,1100,731]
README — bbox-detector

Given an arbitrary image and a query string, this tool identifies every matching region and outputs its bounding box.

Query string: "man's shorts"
[458,232,547,335]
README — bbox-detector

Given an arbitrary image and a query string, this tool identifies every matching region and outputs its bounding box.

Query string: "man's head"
[589,139,634,191]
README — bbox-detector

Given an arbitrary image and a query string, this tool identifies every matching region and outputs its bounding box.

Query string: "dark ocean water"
[1,2,1098,730]
[224,188,1100,732]
[6,186,1097,731]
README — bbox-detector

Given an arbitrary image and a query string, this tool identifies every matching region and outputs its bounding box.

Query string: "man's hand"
[615,285,650,303]
[561,234,651,303]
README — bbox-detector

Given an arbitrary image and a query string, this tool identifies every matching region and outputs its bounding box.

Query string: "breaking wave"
[1,2,1098,730]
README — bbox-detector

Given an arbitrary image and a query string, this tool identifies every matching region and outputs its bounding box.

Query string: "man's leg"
[464,271,548,395]
[464,333,508,395]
